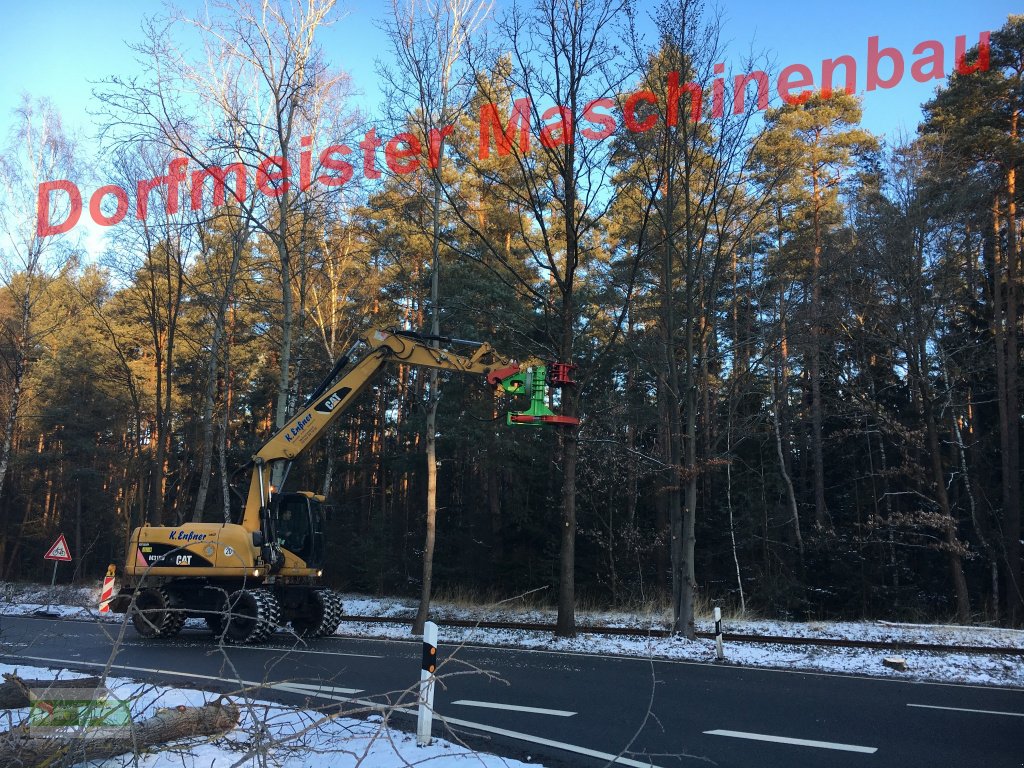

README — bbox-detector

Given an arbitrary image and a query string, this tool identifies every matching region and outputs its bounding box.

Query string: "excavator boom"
[241,328,563,531]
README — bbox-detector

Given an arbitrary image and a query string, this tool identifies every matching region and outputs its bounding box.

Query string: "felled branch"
[0,693,239,768]
[0,674,103,710]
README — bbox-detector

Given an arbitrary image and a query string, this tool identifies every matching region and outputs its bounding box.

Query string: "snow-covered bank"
[334,615,1024,689]
[0,662,535,767]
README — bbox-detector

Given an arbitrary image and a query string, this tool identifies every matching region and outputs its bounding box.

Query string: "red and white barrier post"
[714,606,724,661]
[416,621,438,746]
[99,564,116,614]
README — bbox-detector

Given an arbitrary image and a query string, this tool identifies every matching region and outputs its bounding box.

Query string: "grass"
[427,584,757,626]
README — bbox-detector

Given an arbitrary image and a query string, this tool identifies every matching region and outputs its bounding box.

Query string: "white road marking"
[441,715,670,767]
[122,641,383,659]
[11,654,262,689]
[908,703,1024,718]
[272,682,363,695]
[269,684,417,716]
[16,654,370,705]
[704,729,877,754]
[451,699,575,716]
[213,643,383,659]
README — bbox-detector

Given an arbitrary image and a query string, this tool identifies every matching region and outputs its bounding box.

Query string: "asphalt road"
[1,615,1021,767]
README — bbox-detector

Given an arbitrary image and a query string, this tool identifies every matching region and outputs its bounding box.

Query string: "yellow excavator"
[108,328,577,643]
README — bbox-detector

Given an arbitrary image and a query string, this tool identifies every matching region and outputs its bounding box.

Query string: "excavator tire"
[204,588,230,638]
[290,589,343,637]
[131,586,185,638]
[223,588,280,645]
[206,613,224,636]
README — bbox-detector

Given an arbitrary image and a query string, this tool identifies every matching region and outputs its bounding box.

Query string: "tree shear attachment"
[488,363,580,426]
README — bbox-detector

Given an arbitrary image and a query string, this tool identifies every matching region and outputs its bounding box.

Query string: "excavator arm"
[241,328,575,533]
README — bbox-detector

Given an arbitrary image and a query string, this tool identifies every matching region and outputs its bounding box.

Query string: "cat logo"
[175,555,193,566]
[314,387,351,414]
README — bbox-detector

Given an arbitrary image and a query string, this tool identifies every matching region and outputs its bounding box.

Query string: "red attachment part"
[509,414,540,424]
[487,364,521,386]
[540,414,580,426]
[548,363,577,387]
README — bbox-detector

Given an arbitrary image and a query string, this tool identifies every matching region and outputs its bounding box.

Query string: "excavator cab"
[270,491,326,570]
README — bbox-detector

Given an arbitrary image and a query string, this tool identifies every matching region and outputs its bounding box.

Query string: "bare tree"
[379,0,493,634]
[100,144,193,525]
[448,0,643,636]
[622,0,779,636]
[0,97,79,504]
[95,0,359,500]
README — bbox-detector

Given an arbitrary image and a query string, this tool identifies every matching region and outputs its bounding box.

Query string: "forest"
[0,0,1020,638]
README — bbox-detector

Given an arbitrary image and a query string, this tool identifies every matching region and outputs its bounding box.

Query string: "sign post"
[38,535,73,616]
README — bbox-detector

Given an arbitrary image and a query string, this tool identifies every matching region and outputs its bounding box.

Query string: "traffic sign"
[44,534,72,562]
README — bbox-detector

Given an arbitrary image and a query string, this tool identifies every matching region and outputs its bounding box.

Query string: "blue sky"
[0,0,1016,155]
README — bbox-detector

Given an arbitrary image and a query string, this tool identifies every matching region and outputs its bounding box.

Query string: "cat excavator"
[108,328,577,644]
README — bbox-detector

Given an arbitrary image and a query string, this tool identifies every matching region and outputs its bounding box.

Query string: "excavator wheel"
[206,612,225,635]
[291,589,343,637]
[203,588,230,638]
[223,588,280,645]
[131,586,185,639]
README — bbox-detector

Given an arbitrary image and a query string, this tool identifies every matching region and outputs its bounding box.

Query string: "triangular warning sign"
[44,534,72,562]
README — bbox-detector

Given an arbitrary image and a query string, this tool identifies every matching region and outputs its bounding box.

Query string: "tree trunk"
[1003,150,1022,625]
[920,384,971,623]
[773,377,804,562]
[271,207,294,490]
[193,232,244,522]
[678,365,698,640]
[556,405,579,637]
[0,698,238,768]
[414,133,448,635]
[149,340,166,526]
[0,332,26,503]
[725,419,745,613]
[810,174,827,529]
[0,675,101,709]
[555,286,579,638]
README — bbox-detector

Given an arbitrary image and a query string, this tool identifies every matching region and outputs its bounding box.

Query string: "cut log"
[0,674,103,709]
[882,656,908,671]
[0,697,239,767]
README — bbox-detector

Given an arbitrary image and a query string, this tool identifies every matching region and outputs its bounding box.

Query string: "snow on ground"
[0,662,535,767]
[2,581,1022,689]
[335,616,1024,688]
[339,593,1024,649]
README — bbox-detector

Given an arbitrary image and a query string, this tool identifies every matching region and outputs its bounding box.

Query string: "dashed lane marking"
[10,654,262,689]
[272,682,364,695]
[451,699,575,716]
[14,654,369,704]
[908,703,1024,718]
[441,715,671,767]
[704,729,877,754]
[122,641,383,659]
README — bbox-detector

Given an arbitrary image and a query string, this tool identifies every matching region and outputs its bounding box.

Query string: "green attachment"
[505,366,555,426]
[492,363,580,427]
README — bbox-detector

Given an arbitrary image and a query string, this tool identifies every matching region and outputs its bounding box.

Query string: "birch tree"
[0,97,79,505]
